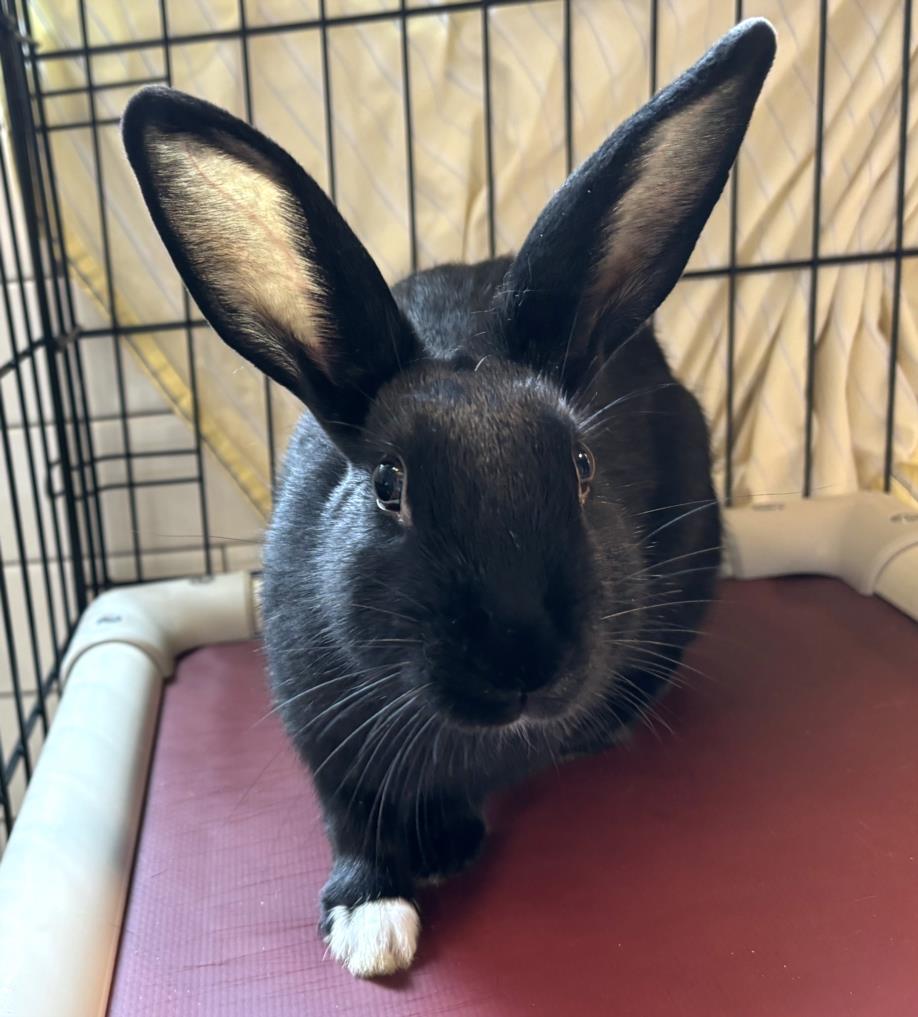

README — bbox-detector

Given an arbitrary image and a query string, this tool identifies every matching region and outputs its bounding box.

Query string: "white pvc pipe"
[0,645,160,1017]
[59,571,259,682]
[722,492,918,622]
[0,572,257,1017]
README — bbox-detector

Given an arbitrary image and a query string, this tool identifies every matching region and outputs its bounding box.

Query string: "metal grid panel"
[0,0,102,845]
[0,0,913,840]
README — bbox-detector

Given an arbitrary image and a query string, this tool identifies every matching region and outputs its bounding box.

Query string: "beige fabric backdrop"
[18,0,918,576]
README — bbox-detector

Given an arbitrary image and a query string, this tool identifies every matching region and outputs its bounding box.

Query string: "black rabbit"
[123,18,775,978]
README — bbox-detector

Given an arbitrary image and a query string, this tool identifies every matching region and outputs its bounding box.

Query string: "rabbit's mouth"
[429,685,529,729]
[426,660,597,731]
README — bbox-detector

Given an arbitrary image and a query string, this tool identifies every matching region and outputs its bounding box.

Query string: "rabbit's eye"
[574,446,595,504]
[373,457,407,518]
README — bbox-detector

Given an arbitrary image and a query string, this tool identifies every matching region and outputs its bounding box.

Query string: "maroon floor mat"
[107,578,918,1016]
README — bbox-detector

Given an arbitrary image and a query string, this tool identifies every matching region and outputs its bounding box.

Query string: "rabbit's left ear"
[121,87,417,449]
[497,18,776,387]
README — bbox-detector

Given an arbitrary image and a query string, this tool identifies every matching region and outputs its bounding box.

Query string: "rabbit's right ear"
[495,18,776,389]
[122,87,417,449]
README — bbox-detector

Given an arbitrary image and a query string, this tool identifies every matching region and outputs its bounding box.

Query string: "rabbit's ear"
[122,87,416,446]
[497,18,776,387]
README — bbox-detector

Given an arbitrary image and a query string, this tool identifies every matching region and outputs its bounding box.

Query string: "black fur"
[265,272,720,902]
[122,19,776,964]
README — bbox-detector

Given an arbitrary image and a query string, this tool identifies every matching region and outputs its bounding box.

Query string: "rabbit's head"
[122,20,775,730]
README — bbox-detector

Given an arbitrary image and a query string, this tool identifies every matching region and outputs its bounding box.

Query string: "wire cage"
[0,0,916,848]
[0,2,98,848]
[1,3,918,1014]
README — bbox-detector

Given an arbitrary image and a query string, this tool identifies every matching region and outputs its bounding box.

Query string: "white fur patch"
[325,898,420,978]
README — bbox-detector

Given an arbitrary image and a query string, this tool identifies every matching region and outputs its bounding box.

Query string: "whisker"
[363,637,423,647]
[639,564,722,582]
[629,545,724,579]
[579,382,680,431]
[635,497,718,518]
[352,602,418,624]
[251,662,402,727]
[371,711,428,863]
[292,670,403,739]
[602,598,716,622]
[611,676,673,738]
[641,500,721,542]
[342,688,430,818]
[317,686,423,785]
[623,644,714,683]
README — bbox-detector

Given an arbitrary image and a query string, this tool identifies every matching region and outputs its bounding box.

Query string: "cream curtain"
[27,0,918,554]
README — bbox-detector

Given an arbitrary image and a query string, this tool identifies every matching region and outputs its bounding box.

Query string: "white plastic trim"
[60,570,258,682]
[722,492,918,622]
[0,572,258,1017]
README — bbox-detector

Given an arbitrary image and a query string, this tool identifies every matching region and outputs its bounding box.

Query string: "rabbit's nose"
[482,615,561,693]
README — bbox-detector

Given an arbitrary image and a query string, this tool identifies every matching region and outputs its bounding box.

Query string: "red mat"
[107,578,918,1016]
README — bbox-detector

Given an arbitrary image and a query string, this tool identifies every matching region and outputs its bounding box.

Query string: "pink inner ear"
[587,83,742,322]
[147,127,332,376]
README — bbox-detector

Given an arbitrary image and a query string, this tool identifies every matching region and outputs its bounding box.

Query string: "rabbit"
[122,17,776,979]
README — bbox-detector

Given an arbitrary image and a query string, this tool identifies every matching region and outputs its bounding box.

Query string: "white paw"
[325,898,420,978]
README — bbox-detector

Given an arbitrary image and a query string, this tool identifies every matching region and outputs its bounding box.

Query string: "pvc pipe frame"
[0,494,915,1017]
[0,572,258,1017]
[721,492,918,619]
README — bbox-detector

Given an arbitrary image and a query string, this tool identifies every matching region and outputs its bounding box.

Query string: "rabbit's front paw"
[324,898,419,978]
